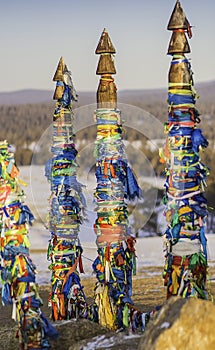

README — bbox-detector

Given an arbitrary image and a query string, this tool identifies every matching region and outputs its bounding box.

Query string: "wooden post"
[92,29,145,331]
[161,1,211,300]
[46,57,87,321]
[0,141,57,348]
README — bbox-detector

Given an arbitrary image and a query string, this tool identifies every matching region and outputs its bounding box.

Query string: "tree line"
[0,92,214,210]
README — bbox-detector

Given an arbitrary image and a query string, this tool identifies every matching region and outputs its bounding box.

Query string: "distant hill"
[195,81,215,103]
[0,89,52,105]
[0,80,215,106]
[119,81,215,105]
[0,89,96,106]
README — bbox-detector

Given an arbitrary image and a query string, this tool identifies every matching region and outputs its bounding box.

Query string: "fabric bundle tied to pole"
[161,1,211,302]
[45,57,87,322]
[91,29,149,332]
[0,141,57,349]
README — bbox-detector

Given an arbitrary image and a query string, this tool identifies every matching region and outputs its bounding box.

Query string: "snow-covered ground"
[19,166,215,285]
[29,233,215,285]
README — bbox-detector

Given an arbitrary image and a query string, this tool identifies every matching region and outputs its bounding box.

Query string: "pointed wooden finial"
[96,54,116,75]
[96,29,117,108]
[167,0,190,30]
[53,58,78,102]
[96,29,117,76]
[167,31,191,54]
[53,56,65,81]
[95,28,116,54]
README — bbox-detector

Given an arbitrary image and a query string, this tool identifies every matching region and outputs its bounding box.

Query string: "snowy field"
[19,166,215,285]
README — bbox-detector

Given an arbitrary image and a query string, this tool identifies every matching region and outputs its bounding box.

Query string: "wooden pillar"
[161,0,211,300]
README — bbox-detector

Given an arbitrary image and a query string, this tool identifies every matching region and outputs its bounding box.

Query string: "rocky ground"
[0,265,214,350]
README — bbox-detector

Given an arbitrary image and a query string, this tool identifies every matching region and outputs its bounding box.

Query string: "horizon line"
[0,79,215,95]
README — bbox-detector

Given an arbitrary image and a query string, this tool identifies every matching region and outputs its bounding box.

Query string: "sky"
[0,0,214,93]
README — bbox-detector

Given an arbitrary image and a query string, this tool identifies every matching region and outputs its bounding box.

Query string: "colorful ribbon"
[0,141,57,349]
[45,59,87,321]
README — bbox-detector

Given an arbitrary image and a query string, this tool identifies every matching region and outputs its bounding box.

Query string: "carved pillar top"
[95,29,117,109]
